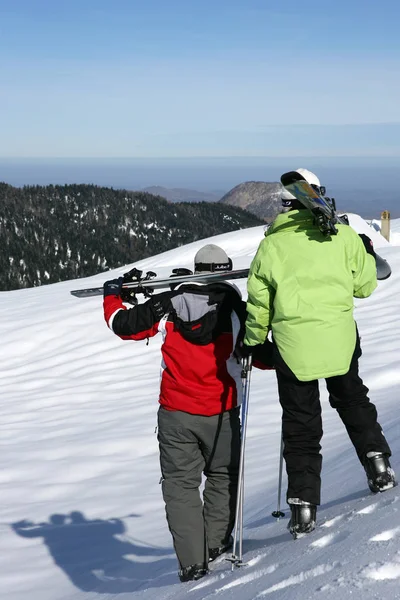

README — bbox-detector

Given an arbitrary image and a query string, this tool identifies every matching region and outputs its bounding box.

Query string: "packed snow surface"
[1,216,400,600]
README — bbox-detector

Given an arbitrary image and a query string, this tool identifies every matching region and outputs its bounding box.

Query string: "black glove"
[235,341,253,360]
[359,234,376,259]
[252,338,275,369]
[122,267,143,282]
[103,277,124,298]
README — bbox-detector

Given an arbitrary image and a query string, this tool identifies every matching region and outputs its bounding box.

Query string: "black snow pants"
[274,336,391,506]
[157,406,240,568]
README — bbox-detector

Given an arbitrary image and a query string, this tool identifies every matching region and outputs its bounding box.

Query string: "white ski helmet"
[295,168,321,188]
[194,244,232,273]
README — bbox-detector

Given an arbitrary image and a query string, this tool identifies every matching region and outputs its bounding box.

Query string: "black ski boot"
[288,499,317,539]
[364,452,396,493]
[208,535,233,562]
[178,563,208,583]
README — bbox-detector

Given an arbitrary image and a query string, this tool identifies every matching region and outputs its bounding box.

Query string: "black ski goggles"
[195,258,233,272]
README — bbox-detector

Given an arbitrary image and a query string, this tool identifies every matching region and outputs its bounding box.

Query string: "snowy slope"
[369,216,400,247]
[1,220,400,600]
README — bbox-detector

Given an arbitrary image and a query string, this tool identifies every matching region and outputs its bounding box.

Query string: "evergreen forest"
[0,183,264,291]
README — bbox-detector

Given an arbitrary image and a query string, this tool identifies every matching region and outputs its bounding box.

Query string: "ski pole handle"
[241,354,253,377]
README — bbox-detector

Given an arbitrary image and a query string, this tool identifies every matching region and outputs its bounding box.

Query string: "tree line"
[0,183,263,291]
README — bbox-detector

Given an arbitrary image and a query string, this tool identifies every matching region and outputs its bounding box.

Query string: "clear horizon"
[1,156,399,218]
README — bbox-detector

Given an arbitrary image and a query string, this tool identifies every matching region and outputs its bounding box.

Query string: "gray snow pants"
[157,406,241,568]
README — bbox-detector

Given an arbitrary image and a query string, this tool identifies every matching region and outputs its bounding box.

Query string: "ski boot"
[208,535,233,562]
[364,452,396,493]
[288,498,317,539]
[178,563,208,583]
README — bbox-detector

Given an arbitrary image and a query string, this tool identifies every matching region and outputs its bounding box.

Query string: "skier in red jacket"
[103,244,271,582]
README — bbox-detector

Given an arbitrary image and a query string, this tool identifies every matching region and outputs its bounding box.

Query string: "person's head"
[281,168,326,210]
[50,514,66,526]
[194,244,232,273]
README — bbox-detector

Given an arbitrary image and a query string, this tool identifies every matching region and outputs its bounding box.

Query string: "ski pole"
[271,430,285,520]
[228,354,252,569]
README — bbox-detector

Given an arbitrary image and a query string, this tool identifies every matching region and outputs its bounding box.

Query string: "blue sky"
[1,0,400,157]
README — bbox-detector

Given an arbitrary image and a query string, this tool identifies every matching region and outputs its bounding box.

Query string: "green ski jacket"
[244,210,377,381]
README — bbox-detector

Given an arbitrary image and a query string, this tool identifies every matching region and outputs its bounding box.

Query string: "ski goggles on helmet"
[194,258,233,272]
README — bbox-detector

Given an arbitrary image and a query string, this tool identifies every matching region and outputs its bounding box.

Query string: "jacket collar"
[266,210,314,236]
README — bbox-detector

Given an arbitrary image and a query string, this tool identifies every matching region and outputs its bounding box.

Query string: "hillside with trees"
[0,183,263,291]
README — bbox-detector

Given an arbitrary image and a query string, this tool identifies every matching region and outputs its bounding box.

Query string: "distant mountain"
[142,186,222,203]
[0,182,263,291]
[219,181,283,222]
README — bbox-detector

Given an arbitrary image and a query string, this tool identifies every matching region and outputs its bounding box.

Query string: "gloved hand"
[359,234,376,259]
[235,341,254,360]
[103,277,124,298]
[252,338,275,369]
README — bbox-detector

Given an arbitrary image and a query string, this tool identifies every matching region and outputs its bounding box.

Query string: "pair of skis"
[70,268,250,300]
[70,172,391,299]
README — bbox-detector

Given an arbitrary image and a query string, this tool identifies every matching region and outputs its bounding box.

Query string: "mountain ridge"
[141,186,222,203]
[219,181,283,222]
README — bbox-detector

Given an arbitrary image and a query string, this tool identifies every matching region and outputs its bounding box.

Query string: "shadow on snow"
[12,511,178,593]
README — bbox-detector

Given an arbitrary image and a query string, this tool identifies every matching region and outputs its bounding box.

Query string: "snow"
[344,213,390,248]
[1,218,400,600]
[369,216,400,247]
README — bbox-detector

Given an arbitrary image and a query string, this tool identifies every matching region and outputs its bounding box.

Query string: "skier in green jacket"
[244,168,396,538]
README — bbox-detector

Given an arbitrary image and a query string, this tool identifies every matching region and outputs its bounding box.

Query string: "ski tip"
[70,288,103,298]
[280,171,306,187]
[375,256,392,281]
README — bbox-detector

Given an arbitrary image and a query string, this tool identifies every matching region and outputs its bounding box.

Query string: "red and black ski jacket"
[104,282,246,416]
